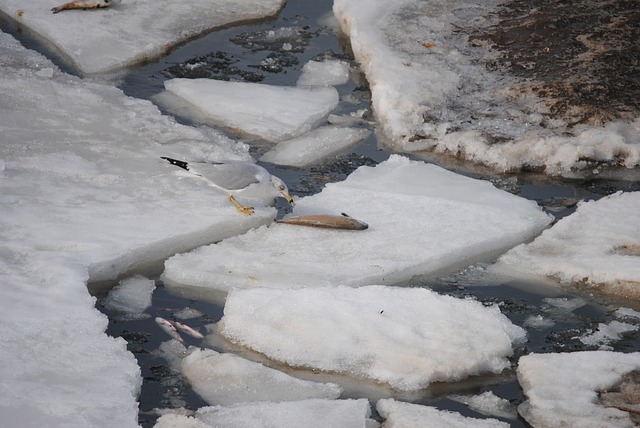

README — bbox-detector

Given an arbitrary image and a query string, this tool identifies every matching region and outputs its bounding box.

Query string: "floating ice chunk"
[104,275,156,319]
[517,351,640,427]
[0,0,285,75]
[181,348,342,405]
[154,398,376,428]
[449,391,518,420]
[163,155,552,296]
[543,297,587,312]
[162,79,339,143]
[217,285,526,391]
[616,307,640,321]
[260,125,370,167]
[376,399,509,427]
[523,315,555,329]
[498,192,640,299]
[297,59,350,87]
[580,321,639,349]
[173,307,204,320]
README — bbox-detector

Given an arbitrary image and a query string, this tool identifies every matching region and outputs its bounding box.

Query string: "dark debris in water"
[293,153,379,196]
[163,51,265,82]
[231,26,316,53]
[472,0,640,125]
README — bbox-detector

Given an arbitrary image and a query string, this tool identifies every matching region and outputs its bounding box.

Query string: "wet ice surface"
[2,0,640,426]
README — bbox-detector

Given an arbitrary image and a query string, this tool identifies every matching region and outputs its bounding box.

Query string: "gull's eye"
[279,185,285,191]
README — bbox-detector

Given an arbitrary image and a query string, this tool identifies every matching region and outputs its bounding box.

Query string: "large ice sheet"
[332,0,640,176]
[154,398,377,428]
[0,0,285,75]
[260,125,370,167]
[376,399,509,428]
[497,192,640,300]
[517,351,640,427]
[163,155,552,295]
[217,286,526,391]
[181,348,342,405]
[0,31,273,426]
[162,79,339,143]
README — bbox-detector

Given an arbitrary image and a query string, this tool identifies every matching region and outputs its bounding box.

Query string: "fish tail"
[161,157,190,171]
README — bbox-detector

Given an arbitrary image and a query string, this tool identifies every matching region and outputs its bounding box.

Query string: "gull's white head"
[270,175,294,207]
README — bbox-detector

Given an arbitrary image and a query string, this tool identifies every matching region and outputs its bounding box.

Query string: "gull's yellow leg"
[228,194,254,215]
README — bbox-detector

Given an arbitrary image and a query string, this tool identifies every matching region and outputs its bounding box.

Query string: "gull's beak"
[281,192,295,207]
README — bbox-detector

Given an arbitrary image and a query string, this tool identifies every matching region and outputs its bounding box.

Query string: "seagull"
[161,157,294,215]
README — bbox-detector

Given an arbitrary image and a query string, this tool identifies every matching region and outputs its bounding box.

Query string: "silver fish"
[51,0,121,14]
[155,317,184,343]
[173,321,205,340]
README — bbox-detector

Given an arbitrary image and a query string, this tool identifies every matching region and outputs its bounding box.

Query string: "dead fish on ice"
[278,212,368,230]
[155,317,184,343]
[51,0,121,14]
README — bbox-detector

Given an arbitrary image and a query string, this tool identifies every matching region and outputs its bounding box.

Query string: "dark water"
[6,0,637,426]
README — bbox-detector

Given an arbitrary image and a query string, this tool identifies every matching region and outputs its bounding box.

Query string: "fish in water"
[173,321,205,340]
[155,317,184,343]
[51,0,121,14]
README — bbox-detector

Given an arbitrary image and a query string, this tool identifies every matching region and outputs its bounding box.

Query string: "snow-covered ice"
[103,275,156,319]
[163,155,552,296]
[497,192,640,299]
[0,30,275,426]
[161,79,339,143]
[260,125,370,167]
[376,399,509,428]
[180,348,342,405]
[517,351,640,428]
[0,0,285,75]
[297,59,350,87]
[154,398,377,428]
[449,391,518,420]
[217,285,526,391]
[332,0,640,176]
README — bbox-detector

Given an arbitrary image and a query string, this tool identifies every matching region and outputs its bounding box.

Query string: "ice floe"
[0,30,274,426]
[332,0,640,176]
[260,125,370,167]
[161,79,339,143]
[517,351,640,427]
[163,155,551,295]
[180,348,342,405]
[376,399,509,427]
[217,285,526,391]
[0,0,285,75]
[297,58,350,87]
[580,321,639,350]
[103,275,156,319]
[154,398,377,428]
[497,192,640,299]
[448,391,518,420]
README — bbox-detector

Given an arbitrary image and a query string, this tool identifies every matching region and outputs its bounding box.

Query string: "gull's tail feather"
[161,157,189,171]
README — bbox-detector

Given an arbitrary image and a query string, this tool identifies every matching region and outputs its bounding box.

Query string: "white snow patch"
[297,59,350,87]
[181,348,342,405]
[104,275,156,319]
[260,125,370,167]
[217,285,526,391]
[0,30,272,426]
[376,399,509,427]
[498,192,640,299]
[154,398,377,428]
[332,0,640,176]
[616,307,640,321]
[162,155,552,296]
[161,79,339,143]
[517,351,640,428]
[0,0,285,75]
